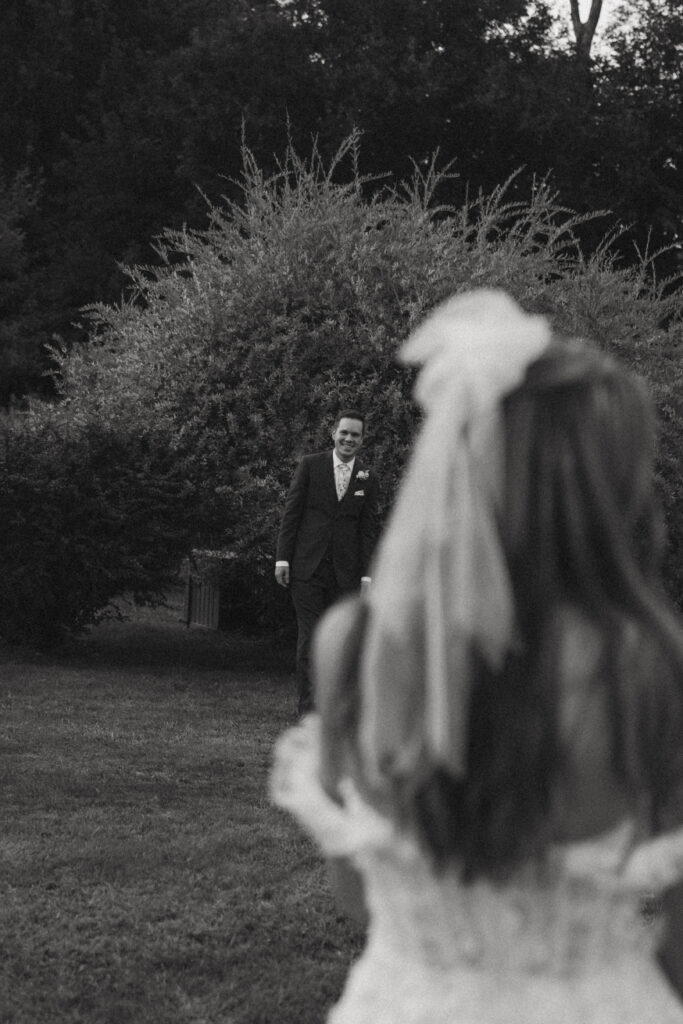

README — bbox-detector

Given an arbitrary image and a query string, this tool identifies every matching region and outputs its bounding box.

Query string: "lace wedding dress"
[271,715,683,1024]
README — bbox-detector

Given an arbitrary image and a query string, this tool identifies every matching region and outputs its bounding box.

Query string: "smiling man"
[275,409,379,714]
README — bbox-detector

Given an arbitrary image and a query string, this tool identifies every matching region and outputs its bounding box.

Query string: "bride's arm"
[642,647,683,1001]
[313,597,370,926]
[659,882,683,998]
[312,597,368,792]
[325,857,368,927]
[658,747,683,997]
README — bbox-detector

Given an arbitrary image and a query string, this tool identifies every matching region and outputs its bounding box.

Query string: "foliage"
[51,142,585,530]
[0,0,320,400]
[34,136,682,628]
[599,0,683,252]
[276,0,537,176]
[0,165,47,402]
[0,407,198,646]
[2,136,682,643]
[1,0,682,401]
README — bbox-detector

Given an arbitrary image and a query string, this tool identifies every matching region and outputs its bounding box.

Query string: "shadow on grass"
[1,586,296,676]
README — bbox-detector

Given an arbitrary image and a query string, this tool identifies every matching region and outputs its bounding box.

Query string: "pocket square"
[354,489,365,496]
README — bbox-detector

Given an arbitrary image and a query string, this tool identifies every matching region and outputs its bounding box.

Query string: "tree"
[0,0,320,401]
[569,0,604,62]
[1,0,682,407]
[599,0,683,257]
[275,0,546,182]
[0,166,48,403]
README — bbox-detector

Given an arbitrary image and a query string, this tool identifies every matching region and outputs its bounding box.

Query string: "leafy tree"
[599,0,683,255]
[0,0,320,400]
[274,0,553,183]
[568,0,604,62]
[168,0,320,192]
[0,166,47,403]
[0,167,40,284]
[1,0,681,409]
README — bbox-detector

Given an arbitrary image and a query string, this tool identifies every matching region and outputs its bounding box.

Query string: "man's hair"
[334,408,366,433]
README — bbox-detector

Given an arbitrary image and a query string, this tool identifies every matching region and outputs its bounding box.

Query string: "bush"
[4,133,682,640]
[0,410,196,646]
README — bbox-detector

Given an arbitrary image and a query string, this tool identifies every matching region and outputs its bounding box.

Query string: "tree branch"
[569,0,603,60]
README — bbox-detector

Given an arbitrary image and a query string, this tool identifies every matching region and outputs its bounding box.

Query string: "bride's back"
[273,292,683,1023]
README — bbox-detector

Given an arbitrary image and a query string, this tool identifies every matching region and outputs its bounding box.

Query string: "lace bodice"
[271,715,683,1024]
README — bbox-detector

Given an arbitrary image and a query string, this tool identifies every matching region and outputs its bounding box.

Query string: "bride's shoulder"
[271,714,398,858]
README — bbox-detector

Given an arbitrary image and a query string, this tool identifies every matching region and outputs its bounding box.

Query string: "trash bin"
[183,549,235,630]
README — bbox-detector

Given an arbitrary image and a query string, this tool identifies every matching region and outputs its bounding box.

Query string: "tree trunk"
[569,0,603,61]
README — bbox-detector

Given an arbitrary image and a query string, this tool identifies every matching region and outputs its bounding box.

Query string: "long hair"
[410,340,683,878]
[503,341,662,632]
[317,339,683,879]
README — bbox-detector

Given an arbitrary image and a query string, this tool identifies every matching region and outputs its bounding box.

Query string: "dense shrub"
[3,134,682,642]
[0,409,197,646]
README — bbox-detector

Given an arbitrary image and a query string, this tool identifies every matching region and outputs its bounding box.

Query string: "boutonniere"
[357,469,370,480]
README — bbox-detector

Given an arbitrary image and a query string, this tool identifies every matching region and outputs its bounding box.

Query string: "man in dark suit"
[275,409,379,714]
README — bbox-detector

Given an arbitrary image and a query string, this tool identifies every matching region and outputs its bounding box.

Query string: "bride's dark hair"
[410,341,683,878]
[316,339,683,881]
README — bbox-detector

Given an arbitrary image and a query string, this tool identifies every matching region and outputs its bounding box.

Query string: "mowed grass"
[0,591,364,1024]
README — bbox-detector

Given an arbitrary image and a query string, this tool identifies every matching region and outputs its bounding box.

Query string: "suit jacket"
[276,451,379,590]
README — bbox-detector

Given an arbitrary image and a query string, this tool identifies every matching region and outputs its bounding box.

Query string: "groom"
[275,409,379,714]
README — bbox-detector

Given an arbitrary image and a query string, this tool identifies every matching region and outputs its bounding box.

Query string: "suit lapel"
[324,452,338,505]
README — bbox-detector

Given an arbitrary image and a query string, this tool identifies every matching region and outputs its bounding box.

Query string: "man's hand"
[275,564,290,587]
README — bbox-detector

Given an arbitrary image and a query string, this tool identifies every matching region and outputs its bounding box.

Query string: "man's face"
[332,417,364,463]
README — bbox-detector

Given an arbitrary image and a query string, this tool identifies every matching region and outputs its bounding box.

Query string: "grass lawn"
[0,590,364,1024]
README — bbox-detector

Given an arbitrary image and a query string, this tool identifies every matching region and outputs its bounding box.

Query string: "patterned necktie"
[336,462,351,501]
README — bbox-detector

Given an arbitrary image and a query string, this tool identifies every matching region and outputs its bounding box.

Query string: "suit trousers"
[290,558,355,715]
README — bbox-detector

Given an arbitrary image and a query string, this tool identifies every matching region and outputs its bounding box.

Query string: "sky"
[546,0,622,51]
[548,0,619,32]
[549,0,617,18]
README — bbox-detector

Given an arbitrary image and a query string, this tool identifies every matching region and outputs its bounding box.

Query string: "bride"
[271,289,683,1023]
